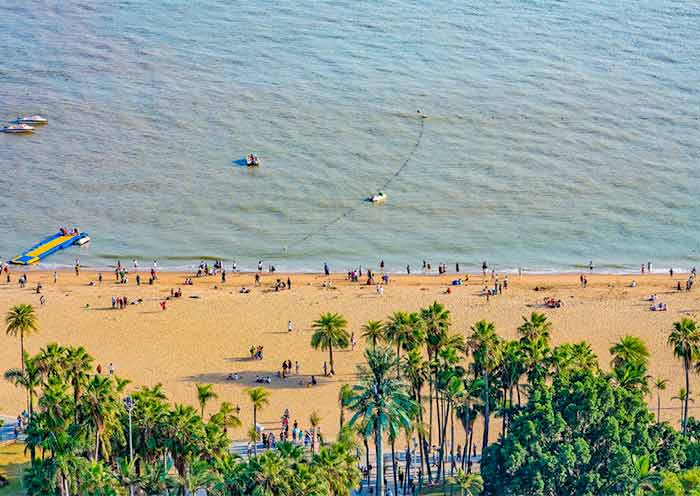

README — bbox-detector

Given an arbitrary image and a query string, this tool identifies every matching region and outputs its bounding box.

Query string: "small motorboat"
[369,191,387,203]
[13,115,48,125]
[246,154,260,167]
[76,235,91,246]
[2,123,35,134]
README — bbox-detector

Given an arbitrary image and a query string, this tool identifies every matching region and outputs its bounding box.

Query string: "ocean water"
[1,0,698,273]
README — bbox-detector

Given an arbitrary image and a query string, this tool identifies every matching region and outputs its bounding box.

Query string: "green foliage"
[481,368,685,495]
[11,344,359,496]
[311,312,350,374]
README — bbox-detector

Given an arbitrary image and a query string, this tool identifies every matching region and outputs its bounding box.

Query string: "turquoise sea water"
[1,1,698,273]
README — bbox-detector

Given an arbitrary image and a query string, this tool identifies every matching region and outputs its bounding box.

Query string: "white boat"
[76,235,90,246]
[13,115,48,125]
[2,124,35,134]
[370,191,387,203]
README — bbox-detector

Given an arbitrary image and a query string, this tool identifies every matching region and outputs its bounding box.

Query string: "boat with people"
[9,228,89,265]
[2,123,35,134]
[12,115,48,125]
[369,191,387,203]
[246,154,261,167]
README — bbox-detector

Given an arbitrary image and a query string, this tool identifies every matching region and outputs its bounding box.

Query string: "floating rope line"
[292,113,427,246]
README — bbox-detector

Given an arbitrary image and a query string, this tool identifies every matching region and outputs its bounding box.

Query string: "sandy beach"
[1,269,698,445]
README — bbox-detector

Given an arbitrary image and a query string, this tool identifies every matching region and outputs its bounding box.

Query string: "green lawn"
[0,443,28,496]
[419,482,462,495]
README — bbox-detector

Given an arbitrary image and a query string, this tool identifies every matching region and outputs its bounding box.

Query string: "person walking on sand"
[323,362,328,376]
[351,332,357,350]
[287,276,291,290]
[108,363,114,375]
[324,262,330,276]
[222,269,226,283]
[295,361,300,375]
[288,320,293,333]
[53,271,57,284]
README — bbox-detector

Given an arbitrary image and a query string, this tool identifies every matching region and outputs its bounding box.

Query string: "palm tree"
[652,377,668,422]
[384,311,425,378]
[610,335,650,370]
[64,346,94,423]
[402,348,431,481]
[672,388,694,430]
[517,312,551,342]
[4,353,41,462]
[195,383,217,418]
[80,375,121,461]
[311,312,350,375]
[4,352,41,417]
[35,342,68,379]
[211,401,242,436]
[338,384,353,429]
[467,320,502,460]
[346,347,418,496]
[309,410,321,454]
[246,386,270,455]
[421,302,451,453]
[668,317,700,435]
[5,303,38,374]
[453,470,484,496]
[361,320,385,349]
[630,454,660,495]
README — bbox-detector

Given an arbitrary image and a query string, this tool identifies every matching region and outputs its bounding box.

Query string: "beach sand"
[1,269,698,445]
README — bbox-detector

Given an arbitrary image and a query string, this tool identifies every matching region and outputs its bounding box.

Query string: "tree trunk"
[391,438,398,496]
[467,422,474,474]
[329,343,334,374]
[95,428,101,461]
[684,356,690,435]
[397,342,401,379]
[253,406,258,455]
[437,400,450,482]
[428,350,434,451]
[405,443,411,495]
[461,401,471,471]
[375,420,384,496]
[501,386,507,439]
[450,405,455,477]
[482,370,490,460]
[20,331,25,373]
[657,393,661,422]
[364,437,371,489]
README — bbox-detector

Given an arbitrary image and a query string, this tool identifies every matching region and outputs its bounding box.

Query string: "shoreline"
[2,263,696,277]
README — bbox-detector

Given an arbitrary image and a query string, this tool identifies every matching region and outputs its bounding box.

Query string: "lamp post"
[124,396,136,496]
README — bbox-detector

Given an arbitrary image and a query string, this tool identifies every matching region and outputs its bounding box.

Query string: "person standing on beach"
[406,264,410,274]
[221,269,226,283]
[288,320,293,333]
[482,261,488,276]
[324,263,330,276]
[287,277,291,290]
[133,259,138,271]
[98,272,102,284]
[258,260,263,272]
[255,273,260,286]
[53,271,57,284]
[108,363,114,375]
[589,261,594,272]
